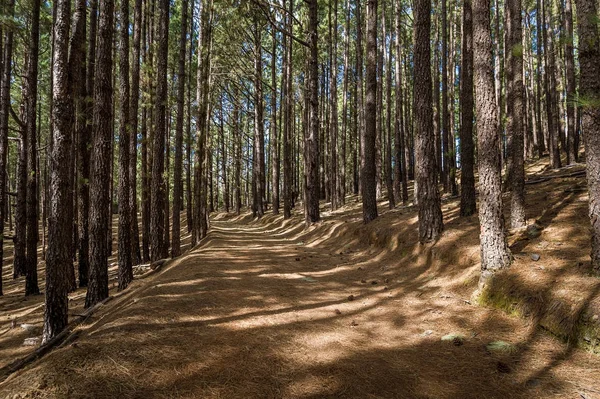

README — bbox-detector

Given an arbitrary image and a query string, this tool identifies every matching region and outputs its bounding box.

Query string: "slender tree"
[361,0,378,223]
[24,0,42,295]
[44,0,74,342]
[459,0,476,217]
[172,0,188,257]
[564,0,576,164]
[271,24,279,215]
[575,0,600,273]
[506,0,526,229]
[0,0,16,296]
[118,0,133,289]
[394,0,408,204]
[86,0,115,308]
[304,0,320,224]
[414,0,443,241]
[473,0,512,287]
[130,0,143,266]
[150,0,169,260]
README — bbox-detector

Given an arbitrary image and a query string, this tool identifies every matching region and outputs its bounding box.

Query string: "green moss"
[477,285,524,318]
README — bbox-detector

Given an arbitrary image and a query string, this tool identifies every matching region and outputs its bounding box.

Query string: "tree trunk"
[0,0,15,296]
[282,0,293,219]
[575,0,600,273]
[506,0,526,229]
[473,0,512,288]
[543,0,561,169]
[460,0,476,217]
[117,0,133,289]
[44,0,75,342]
[253,19,265,219]
[305,0,320,224]
[271,24,279,215]
[535,0,545,157]
[24,0,42,295]
[414,0,443,242]
[172,0,188,257]
[564,0,576,164]
[394,0,408,204]
[130,0,142,266]
[78,0,97,287]
[383,2,394,209]
[361,0,378,223]
[330,0,339,211]
[86,0,114,308]
[150,0,169,261]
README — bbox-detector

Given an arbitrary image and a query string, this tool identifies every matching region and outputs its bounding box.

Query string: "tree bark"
[414,0,443,242]
[394,0,408,204]
[460,0,476,217]
[361,0,378,223]
[172,0,188,257]
[473,0,512,288]
[86,0,114,308]
[506,0,526,229]
[564,0,576,164]
[24,0,42,295]
[253,19,265,219]
[0,0,15,296]
[575,0,600,273]
[44,0,75,342]
[304,0,320,224]
[150,0,169,260]
[271,24,279,215]
[117,0,133,289]
[130,0,143,266]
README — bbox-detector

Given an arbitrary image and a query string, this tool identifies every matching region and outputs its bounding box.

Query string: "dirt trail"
[1,210,600,398]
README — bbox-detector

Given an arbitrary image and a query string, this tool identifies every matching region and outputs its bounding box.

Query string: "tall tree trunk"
[362,0,378,223]
[141,0,151,261]
[14,106,27,280]
[330,0,339,211]
[460,0,476,216]
[414,0,443,242]
[340,0,350,205]
[394,0,408,204]
[441,0,451,193]
[507,0,526,229]
[172,0,188,257]
[0,0,15,296]
[86,0,114,308]
[575,0,600,273]
[186,0,194,231]
[282,0,293,219]
[564,0,576,164]
[271,25,279,215]
[130,0,143,266]
[117,0,133,289]
[383,2,394,209]
[233,85,242,215]
[193,0,212,243]
[78,0,97,287]
[535,0,545,157]
[543,0,561,169]
[253,19,265,218]
[24,0,42,295]
[305,0,320,224]
[150,0,169,261]
[356,0,364,197]
[473,0,512,288]
[44,0,75,342]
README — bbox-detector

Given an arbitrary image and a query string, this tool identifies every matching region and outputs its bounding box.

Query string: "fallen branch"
[0,296,113,383]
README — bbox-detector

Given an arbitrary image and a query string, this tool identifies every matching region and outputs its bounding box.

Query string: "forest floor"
[1,157,600,398]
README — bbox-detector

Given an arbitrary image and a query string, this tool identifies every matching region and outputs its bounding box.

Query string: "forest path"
[2,215,600,398]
